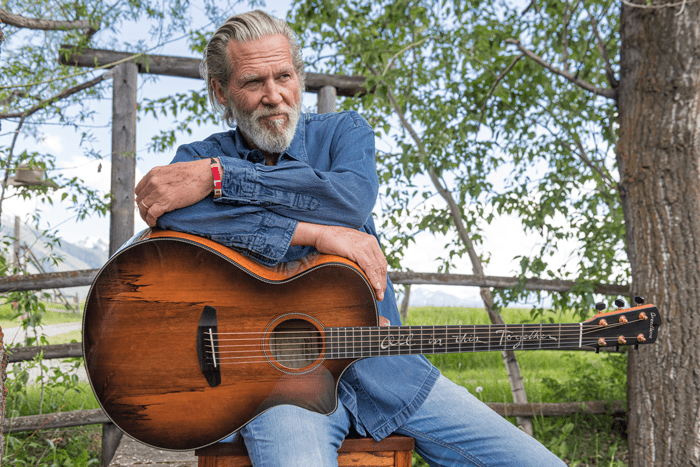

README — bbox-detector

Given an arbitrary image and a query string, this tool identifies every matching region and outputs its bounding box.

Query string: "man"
[135,10,565,467]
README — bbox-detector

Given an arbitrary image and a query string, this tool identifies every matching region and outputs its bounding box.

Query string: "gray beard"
[231,101,301,155]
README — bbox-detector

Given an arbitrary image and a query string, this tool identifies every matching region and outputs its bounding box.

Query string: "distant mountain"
[2,217,109,299]
[404,288,483,308]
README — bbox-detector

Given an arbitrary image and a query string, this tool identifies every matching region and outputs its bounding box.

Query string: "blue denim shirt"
[158,111,439,440]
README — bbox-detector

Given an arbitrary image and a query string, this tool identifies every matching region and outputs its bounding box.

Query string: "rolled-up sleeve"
[157,202,297,266]
[155,141,298,266]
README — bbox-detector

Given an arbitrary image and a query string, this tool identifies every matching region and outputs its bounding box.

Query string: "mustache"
[252,105,293,119]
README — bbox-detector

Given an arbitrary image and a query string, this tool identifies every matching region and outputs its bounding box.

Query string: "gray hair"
[200,10,306,127]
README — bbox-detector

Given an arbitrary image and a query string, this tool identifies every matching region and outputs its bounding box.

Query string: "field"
[2,304,629,466]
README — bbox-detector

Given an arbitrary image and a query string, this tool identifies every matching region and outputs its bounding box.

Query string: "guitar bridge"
[197,306,221,387]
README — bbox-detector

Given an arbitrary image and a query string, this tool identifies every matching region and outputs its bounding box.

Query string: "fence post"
[317,85,337,114]
[400,285,411,322]
[110,61,138,255]
[102,422,123,466]
[0,327,6,460]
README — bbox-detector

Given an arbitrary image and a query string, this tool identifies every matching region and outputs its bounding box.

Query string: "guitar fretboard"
[326,323,582,359]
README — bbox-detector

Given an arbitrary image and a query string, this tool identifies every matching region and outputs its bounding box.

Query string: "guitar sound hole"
[270,319,322,369]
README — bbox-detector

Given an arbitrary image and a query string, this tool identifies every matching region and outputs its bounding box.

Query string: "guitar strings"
[202,336,633,366]
[206,320,637,345]
[208,320,634,340]
[197,319,647,365]
[205,321,638,350]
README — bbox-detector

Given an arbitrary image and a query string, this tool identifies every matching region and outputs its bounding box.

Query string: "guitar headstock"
[582,302,662,351]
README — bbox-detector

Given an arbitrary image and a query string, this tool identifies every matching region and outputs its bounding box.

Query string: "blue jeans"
[235,375,565,467]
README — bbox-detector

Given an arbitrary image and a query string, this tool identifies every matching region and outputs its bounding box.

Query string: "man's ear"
[211,79,227,106]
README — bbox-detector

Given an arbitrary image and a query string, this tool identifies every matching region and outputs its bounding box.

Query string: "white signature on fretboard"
[496,330,558,349]
[380,333,415,349]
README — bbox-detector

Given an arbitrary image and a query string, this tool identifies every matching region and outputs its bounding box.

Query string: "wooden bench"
[195,435,415,467]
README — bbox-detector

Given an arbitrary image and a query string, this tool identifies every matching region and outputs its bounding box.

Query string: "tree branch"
[382,37,430,77]
[570,137,617,189]
[0,72,111,119]
[588,9,619,89]
[505,38,617,100]
[562,0,570,73]
[0,8,98,35]
[478,54,524,129]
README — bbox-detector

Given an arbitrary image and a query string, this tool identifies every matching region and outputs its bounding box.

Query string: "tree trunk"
[618,3,700,465]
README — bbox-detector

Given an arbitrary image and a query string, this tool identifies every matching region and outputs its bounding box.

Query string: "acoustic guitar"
[83,229,662,451]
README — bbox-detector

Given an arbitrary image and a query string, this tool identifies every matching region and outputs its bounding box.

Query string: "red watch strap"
[211,158,222,198]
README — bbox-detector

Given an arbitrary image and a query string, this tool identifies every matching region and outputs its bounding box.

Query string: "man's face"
[215,34,303,155]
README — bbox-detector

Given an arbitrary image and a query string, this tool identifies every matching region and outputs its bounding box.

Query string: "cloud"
[39,134,64,154]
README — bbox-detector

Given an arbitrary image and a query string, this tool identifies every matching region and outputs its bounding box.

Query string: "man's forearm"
[135,158,221,227]
[291,221,387,301]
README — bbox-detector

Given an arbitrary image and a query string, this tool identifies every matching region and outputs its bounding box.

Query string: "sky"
[3,0,575,307]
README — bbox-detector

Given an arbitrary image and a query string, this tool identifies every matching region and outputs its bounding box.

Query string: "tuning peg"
[614,299,625,308]
[595,302,607,312]
[634,296,645,305]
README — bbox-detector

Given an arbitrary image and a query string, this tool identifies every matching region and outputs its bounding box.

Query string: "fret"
[351,327,357,359]
[558,323,562,350]
[343,327,349,359]
[491,324,506,351]
[578,322,582,349]
[340,328,348,358]
[445,325,461,354]
[457,325,463,354]
[360,327,370,357]
[328,328,335,359]
[366,327,371,357]
[379,327,388,356]
[336,328,342,358]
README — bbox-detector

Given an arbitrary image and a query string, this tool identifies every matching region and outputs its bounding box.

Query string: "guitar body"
[83,229,377,451]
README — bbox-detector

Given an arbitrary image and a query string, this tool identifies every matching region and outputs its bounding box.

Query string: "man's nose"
[261,79,284,106]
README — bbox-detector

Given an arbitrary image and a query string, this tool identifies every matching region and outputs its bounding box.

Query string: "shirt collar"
[232,113,308,164]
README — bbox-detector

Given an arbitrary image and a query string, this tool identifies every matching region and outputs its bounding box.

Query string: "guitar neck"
[325,323,585,359]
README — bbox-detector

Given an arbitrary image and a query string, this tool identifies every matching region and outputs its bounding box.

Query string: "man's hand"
[135,159,219,227]
[292,223,388,301]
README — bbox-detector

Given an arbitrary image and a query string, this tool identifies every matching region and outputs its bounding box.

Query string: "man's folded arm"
[190,113,379,229]
[157,202,297,266]
[157,206,388,300]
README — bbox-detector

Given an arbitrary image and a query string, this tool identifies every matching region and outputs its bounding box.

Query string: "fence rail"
[3,400,624,435]
[0,268,630,296]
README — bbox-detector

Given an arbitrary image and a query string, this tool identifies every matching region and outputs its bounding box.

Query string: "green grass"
[44,331,82,346]
[0,301,83,330]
